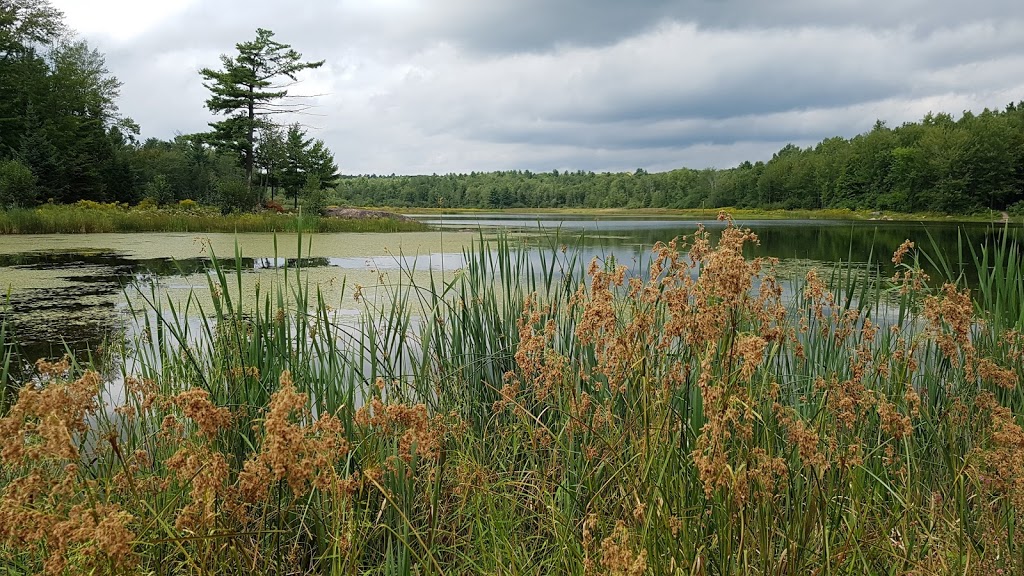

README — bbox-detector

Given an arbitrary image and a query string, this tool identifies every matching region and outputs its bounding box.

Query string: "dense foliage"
[0,0,136,206]
[338,108,1024,214]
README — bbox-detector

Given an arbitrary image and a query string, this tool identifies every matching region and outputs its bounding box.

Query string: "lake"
[0,213,1016,363]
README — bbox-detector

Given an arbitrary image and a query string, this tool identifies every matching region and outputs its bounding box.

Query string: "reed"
[1,214,1023,574]
[0,303,12,413]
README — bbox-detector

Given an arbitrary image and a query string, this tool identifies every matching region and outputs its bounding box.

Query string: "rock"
[321,207,416,222]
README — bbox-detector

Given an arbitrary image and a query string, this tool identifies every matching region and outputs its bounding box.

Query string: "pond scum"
[1,213,1024,574]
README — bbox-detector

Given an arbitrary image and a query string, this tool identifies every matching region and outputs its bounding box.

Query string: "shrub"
[73,200,125,211]
[216,178,259,214]
[135,197,158,211]
[0,159,37,208]
[144,174,175,206]
[302,174,326,215]
[1009,200,1024,217]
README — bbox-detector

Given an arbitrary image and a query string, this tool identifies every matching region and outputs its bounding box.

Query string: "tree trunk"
[246,87,255,189]
[269,163,276,200]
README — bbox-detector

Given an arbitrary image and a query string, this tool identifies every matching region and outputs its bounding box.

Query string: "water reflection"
[421,214,1018,280]
[0,244,476,363]
[0,217,1019,366]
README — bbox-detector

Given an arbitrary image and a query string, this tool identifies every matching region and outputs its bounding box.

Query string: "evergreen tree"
[199,29,323,190]
[303,139,338,191]
[282,123,312,209]
[254,121,285,200]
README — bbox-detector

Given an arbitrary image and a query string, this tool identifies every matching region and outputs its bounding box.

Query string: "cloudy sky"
[51,0,1024,175]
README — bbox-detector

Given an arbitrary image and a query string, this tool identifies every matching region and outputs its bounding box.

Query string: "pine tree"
[199,29,323,191]
[303,139,339,191]
[282,123,312,209]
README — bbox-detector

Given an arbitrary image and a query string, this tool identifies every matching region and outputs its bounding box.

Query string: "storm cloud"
[52,0,1024,174]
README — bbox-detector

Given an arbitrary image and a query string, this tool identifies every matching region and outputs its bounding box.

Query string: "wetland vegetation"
[2,217,1024,574]
[4,1,1024,574]
[0,201,425,235]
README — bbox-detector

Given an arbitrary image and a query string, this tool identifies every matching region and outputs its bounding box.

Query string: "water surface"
[0,215,1017,362]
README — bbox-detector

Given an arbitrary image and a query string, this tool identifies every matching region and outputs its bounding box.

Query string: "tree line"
[0,1,337,212]
[338,107,1024,214]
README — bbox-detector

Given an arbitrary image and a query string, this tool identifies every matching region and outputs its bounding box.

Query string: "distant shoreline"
[395,206,1021,224]
[0,204,1016,235]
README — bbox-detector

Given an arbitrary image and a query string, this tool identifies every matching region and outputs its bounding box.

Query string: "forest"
[338,109,1024,214]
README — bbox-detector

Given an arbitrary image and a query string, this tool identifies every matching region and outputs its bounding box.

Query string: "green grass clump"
[0,202,426,234]
[0,305,12,413]
[1,221,1023,574]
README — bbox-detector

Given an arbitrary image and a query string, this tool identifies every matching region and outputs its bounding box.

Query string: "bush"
[216,178,260,214]
[302,175,326,215]
[136,197,158,211]
[0,159,37,208]
[73,200,127,211]
[144,174,175,206]
[1009,200,1024,217]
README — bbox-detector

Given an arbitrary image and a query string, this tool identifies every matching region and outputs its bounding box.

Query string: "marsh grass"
[2,215,1024,574]
[919,224,1024,332]
[0,304,13,413]
[0,203,425,234]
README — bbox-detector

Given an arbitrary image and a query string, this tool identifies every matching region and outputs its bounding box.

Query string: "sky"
[50,0,1024,175]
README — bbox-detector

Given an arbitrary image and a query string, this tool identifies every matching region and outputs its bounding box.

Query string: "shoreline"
[395,205,1020,224]
[0,204,1018,235]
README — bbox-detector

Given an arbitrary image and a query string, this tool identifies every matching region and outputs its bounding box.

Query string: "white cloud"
[51,0,1024,174]
[51,0,200,43]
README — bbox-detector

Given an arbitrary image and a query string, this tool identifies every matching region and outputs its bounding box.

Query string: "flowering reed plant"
[1,216,1023,574]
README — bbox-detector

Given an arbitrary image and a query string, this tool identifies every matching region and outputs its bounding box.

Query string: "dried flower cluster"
[354,396,456,465]
[0,370,135,574]
[240,370,350,499]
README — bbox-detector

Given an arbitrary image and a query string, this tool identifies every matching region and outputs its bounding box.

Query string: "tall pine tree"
[199,29,323,192]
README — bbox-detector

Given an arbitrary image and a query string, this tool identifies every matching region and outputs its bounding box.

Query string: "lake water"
[0,213,1017,363]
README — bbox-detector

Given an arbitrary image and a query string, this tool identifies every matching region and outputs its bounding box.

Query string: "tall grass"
[919,224,1024,332]
[2,216,1024,574]
[0,301,13,413]
[0,204,426,234]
